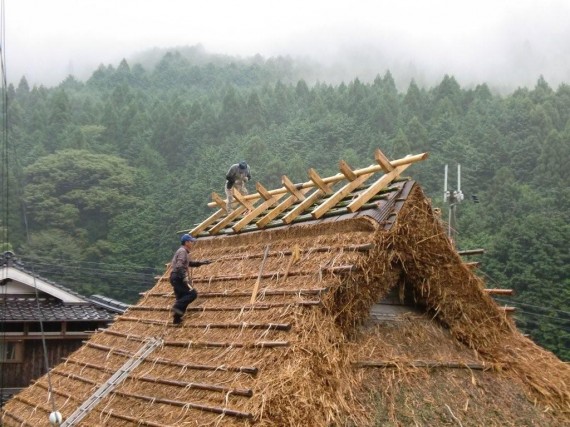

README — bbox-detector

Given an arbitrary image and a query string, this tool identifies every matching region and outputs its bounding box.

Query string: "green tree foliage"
[2,49,568,358]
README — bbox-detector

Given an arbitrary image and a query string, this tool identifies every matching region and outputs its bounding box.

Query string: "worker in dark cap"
[169,234,211,325]
[225,161,251,212]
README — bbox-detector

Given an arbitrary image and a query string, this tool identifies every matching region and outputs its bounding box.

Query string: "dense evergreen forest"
[0,48,568,360]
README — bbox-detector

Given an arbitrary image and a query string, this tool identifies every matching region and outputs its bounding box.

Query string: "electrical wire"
[0,2,59,416]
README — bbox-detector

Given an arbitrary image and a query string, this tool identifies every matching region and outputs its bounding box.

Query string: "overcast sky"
[5,0,570,90]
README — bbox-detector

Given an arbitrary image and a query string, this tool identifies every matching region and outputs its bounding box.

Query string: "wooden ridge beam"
[78,344,258,374]
[312,172,375,219]
[346,163,411,213]
[206,151,428,208]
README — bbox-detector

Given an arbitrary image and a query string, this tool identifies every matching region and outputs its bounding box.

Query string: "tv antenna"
[443,164,464,246]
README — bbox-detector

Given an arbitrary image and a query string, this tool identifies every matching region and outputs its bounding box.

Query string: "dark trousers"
[170,273,198,314]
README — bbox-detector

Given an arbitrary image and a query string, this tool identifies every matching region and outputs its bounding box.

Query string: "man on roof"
[225,160,251,212]
[169,234,211,325]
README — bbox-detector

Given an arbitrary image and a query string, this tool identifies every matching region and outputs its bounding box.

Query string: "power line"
[495,297,570,316]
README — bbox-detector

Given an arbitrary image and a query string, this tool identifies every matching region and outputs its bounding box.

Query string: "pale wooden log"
[282,189,324,224]
[209,205,247,235]
[484,289,513,296]
[374,148,395,172]
[256,187,311,228]
[256,182,273,200]
[232,194,283,232]
[353,360,488,370]
[232,188,255,210]
[251,245,270,304]
[339,160,357,181]
[189,208,226,236]
[211,192,228,210]
[308,168,334,194]
[312,172,375,219]
[113,390,253,418]
[79,343,258,374]
[282,175,306,200]
[346,163,411,213]
[206,151,429,208]
[458,249,485,256]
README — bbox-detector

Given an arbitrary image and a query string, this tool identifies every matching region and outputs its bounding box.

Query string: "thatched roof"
[2,151,569,426]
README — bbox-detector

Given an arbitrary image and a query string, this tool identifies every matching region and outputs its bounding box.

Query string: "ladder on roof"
[61,337,163,427]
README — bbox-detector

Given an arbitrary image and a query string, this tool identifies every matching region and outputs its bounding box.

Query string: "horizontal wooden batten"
[57,361,253,397]
[353,360,491,370]
[79,342,258,375]
[118,317,292,331]
[142,288,327,299]
[129,300,321,313]
[99,328,290,349]
[113,390,253,419]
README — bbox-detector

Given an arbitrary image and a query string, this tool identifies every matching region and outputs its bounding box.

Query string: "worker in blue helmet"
[225,161,251,212]
[169,234,211,325]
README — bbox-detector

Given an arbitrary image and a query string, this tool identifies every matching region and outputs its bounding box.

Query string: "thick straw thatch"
[2,183,568,427]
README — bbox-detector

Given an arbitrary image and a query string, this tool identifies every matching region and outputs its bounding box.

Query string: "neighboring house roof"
[2,150,568,427]
[0,252,127,322]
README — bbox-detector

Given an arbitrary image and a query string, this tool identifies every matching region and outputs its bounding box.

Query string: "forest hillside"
[0,48,568,360]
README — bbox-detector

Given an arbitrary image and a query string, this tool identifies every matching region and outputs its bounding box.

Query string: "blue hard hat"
[238,161,247,169]
[180,234,197,244]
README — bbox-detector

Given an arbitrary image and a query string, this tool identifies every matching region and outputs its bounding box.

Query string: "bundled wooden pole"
[251,244,270,304]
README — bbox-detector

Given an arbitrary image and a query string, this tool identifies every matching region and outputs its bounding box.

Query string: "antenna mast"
[443,164,464,246]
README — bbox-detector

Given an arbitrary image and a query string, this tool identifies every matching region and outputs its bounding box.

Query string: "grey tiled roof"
[0,297,119,322]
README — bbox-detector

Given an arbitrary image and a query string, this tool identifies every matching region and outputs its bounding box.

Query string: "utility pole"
[443,164,464,246]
